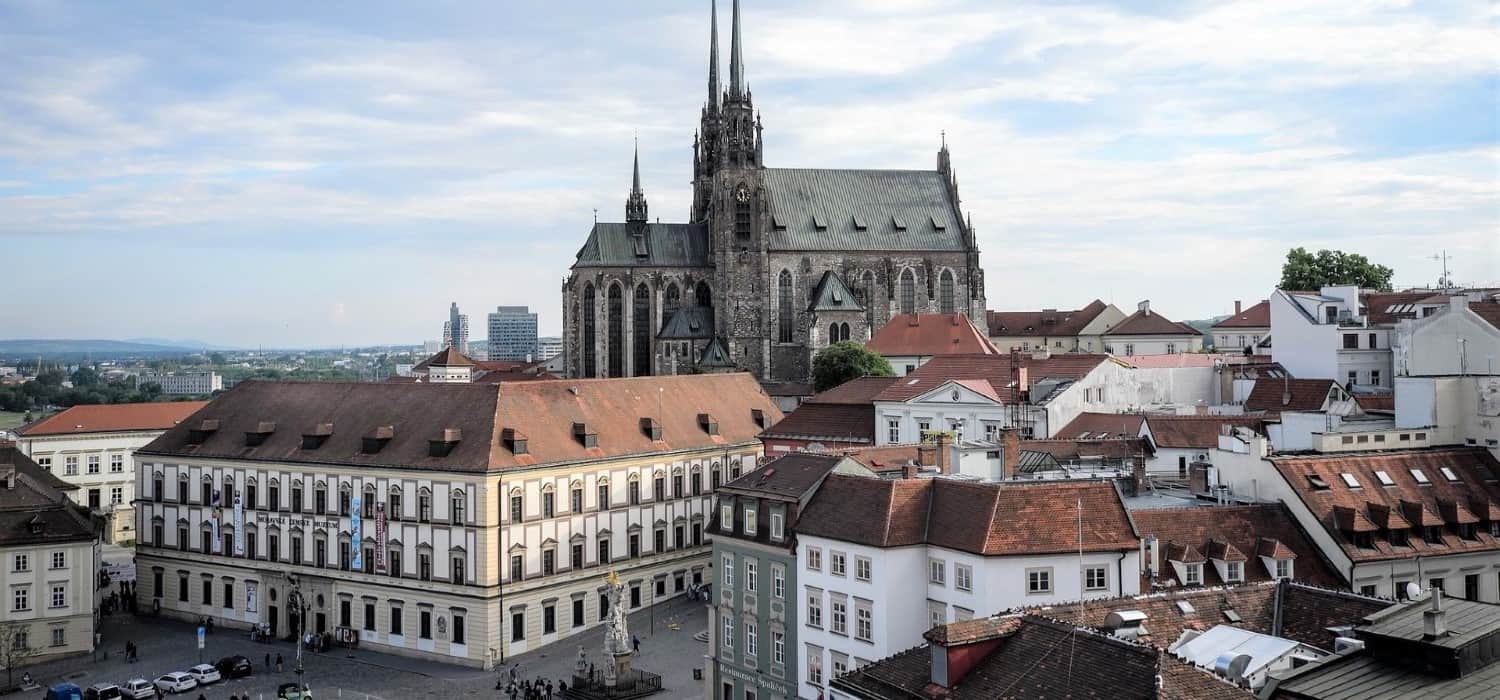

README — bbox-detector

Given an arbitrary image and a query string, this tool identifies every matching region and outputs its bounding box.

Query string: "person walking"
[276,652,284,672]
[632,634,640,653]
[265,652,271,670]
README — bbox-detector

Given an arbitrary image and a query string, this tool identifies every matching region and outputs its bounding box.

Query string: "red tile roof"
[864,313,998,357]
[140,374,781,472]
[1362,291,1443,324]
[1055,412,1146,439]
[413,346,476,369]
[20,401,210,437]
[1144,415,1265,450]
[805,376,899,405]
[1018,437,1153,463]
[1470,302,1500,331]
[1132,504,1343,589]
[758,403,875,444]
[835,444,923,472]
[1244,378,1342,413]
[985,299,1111,337]
[1271,447,1500,563]
[1104,307,1200,336]
[873,353,1113,403]
[798,475,1138,556]
[1354,394,1395,411]
[1212,300,1271,328]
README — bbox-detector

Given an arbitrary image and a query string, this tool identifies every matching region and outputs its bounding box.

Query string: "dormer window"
[1352,532,1374,550]
[245,421,276,447]
[1305,474,1329,490]
[188,419,220,445]
[362,426,394,454]
[428,428,461,458]
[502,428,528,456]
[751,409,767,429]
[301,423,334,450]
[720,502,734,532]
[1456,523,1477,541]
[1340,473,1360,488]
[1423,526,1443,545]
[698,413,719,436]
[1389,529,1409,547]
[573,422,598,448]
[640,418,662,441]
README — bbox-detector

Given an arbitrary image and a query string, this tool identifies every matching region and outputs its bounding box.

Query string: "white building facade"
[136,372,223,396]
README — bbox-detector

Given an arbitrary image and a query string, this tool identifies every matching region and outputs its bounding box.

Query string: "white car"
[186,664,221,685]
[153,672,197,694]
[121,679,155,700]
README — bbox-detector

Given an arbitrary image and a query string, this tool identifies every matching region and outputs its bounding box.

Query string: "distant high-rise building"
[442,302,470,353]
[488,306,539,361]
[536,336,564,361]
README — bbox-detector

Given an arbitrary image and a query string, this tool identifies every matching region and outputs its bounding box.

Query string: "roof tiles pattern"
[761,168,967,252]
[1212,300,1271,328]
[21,401,210,437]
[864,313,997,357]
[873,353,1112,403]
[985,299,1109,337]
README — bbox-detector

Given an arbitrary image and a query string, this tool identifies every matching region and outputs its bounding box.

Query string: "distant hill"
[126,337,234,351]
[0,339,210,356]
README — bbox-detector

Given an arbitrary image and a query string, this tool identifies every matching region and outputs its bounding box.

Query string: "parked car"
[186,664,221,685]
[277,682,312,700]
[120,679,156,700]
[44,684,83,700]
[152,672,197,694]
[214,655,254,679]
[84,683,122,700]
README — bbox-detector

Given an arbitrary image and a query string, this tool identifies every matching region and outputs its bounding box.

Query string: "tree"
[209,352,227,366]
[70,366,99,387]
[1279,247,1394,291]
[0,621,37,687]
[811,341,894,392]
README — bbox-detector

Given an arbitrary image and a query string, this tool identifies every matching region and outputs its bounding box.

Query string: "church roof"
[762,168,967,252]
[701,337,736,367]
[657,306,716,340]
[807,271,863,312]
[573,222,710,268]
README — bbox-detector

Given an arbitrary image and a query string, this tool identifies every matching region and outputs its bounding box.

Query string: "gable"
[904,380,1002,406]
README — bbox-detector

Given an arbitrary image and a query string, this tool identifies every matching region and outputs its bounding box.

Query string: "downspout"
[1115,550,1127,596]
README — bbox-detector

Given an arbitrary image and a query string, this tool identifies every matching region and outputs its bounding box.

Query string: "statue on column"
[602,570,632,687]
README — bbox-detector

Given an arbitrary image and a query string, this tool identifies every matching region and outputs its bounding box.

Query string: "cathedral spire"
[707,0,720,108]
[728,0,744,98]
[626,139,648,223]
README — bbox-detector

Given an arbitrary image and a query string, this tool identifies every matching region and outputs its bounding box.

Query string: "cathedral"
[562,0,986,384]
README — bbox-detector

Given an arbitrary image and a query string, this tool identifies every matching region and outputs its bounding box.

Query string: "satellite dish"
[1405,582,1423,600]
[1213,652,1253,683]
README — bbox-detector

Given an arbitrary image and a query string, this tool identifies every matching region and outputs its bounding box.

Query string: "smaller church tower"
[626,140,648,223]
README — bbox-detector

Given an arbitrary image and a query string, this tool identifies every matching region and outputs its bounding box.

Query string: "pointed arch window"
[663,283,681,330]
[778,270,794,343]
[607,283,624,378]
[828,323,838,345]
[633,283,652,377]
[695,281,712,308]
[840,322,851,342]
[583,283,597,377]
[899,269,916,314]
[939,269,956,314]
[735,194,752,245]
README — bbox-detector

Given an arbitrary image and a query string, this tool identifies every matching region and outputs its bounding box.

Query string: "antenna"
[1429,250,1452,290]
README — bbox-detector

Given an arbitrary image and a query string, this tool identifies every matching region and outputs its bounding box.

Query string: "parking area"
[19,595,709,699]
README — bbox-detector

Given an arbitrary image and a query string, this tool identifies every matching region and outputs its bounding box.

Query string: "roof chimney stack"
[1234,300,1242,315]
[1423,588,1448,640]
[1138,299,1151,315]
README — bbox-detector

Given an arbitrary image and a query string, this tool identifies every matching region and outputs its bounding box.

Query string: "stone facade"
[563,1,985,384]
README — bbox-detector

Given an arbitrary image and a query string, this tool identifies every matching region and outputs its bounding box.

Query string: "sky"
[1,0,1496,348]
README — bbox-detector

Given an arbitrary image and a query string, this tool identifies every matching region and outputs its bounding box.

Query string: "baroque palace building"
[133,375,780,667]
[563,0,986,384]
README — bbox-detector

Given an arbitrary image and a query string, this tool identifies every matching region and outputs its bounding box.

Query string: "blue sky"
[2,0,1495,347]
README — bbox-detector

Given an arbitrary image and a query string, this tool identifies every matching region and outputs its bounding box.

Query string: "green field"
[0,411,28,431]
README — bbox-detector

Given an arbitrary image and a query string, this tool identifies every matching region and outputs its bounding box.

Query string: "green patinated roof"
[763,168,967,252]
[658,306,716,340]
[807,271,863,313]
[701,337,735,367]
[574,222,711,268]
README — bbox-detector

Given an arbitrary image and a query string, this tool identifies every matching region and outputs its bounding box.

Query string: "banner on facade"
[350,495,363,571]
[245,580,257,615]
[233,491,245,556]
[374,502,387,573]
[211,488,222,554]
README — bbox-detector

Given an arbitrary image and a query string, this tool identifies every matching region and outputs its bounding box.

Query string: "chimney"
[1001,428,1021,480]
[1450,295,1469,312]
[934,432,952,474]
[1423,589,1447,639]
[1132,444,1148,496]
[1145,535,1160,578]
[1137,300,1151,315]
[1234,300,1242,315]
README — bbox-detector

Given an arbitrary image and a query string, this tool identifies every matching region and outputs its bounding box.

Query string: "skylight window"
[1374,471,1395,486]
[1306,475,1330,490]
[1175,601,1196,615]
[907,378,920,386]
[1340,473,1361,488]
[1440,467,1460,482]
[1410,469,1430,485]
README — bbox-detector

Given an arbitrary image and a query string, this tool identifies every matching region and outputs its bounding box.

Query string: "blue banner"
[350,495,363,571]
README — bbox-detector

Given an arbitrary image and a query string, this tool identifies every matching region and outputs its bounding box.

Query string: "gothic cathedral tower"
[693,0,770,376]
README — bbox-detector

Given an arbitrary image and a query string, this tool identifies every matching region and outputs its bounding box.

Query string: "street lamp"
[286,577,309,692]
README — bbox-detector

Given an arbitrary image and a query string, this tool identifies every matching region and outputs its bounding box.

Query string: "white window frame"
[1275,559,1292,579]
[806,547,822,572]
[887,418,900,443]
[831,551,846,577]
[806,589,823,628]
[720,503,734,532]
[722,554,734,588]
[745,559,758,594]
[772,630,784,665]
[722,615,733,650]
[1084,565,1107,591]
[1026,567,1053,595]
[745,620,757,658]
[831,597,848,635]
[1226,561,1243,582]
[855,600,872,642]
[855,556,871,582]
[743,506,757,536]
[772,564,784,599]
[1185,563,1202,585]
[109,454,124,472]
[929,558,946,586]
[770,512,784,541]
[955,563,972,591]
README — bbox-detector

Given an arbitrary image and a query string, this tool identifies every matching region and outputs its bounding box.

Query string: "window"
[290,481,302,512]
[37,456,50,472]
[11,554,28,572]
[628,532,640,558]
[887,418,901,443]
[109,454,123,472]
[939,269,955,314]
[745,559,757,593]
[570,486,583,513]
[509,494,523,522]
[929,601,945,629]
[899,268,916,314]
[807,589,823,628]
[454,554,469,582]
[1360,584,1377,597]
[721,503,734,532]
[313,483,326,513]
[65,456,77,475]
[954,563,971,591]
[10,629,26,651]
[672,474,683,499]
[1027,568,1053,594]
[451,492,466,523]
[1424,526,1444,545]
[50,584,66,608]
[543,603,555,634]
[50,628,64,648]
[772,631,784,665]
[772,564,784,599]
[1348,370,1358,386]
[653,476,665,501]
[806,547,822,572]
[929,558,946,585]
[1371,369,1381,386]
[1440,467,1461,482]
[855,600,873,641]
[745,620,757,658]
[390,605,403,635]
[1226,561,1243,582]
[388,547,401,576]
[831,552,846,577]
[831,598,847,635]
[50,551,64,569]
[511,611,525,642]
[1275,559,1292,579]
[769,512,784,541]
[110,486,123,505]
[721,615,733,650]
[1124,343,1134,356]
[1410,469,1430,484]
[573,599,585,628]
[201,578,212,605]
[178,573,188,602]
[418,490,432,522]
[1184,563,1202,585]
[1084,565,1107,591]
[722,554,734,587]
[744,506,757,535]
[570,542,583,570]
[628,480,641,505]
[778,270,794,343]
[856,557,871,582]
[597,538,611,564]
[452,613,466,644]
[510,555,524,581]
[691,471,702,495]
[1340,473,1361,488]
[597,483,610,509]
[1166,342,1177,354]
[807,645,824,686]
[1374,470,1395,486]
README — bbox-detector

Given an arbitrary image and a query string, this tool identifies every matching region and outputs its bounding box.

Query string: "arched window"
[828,323,838,345]
[633,283,652,377]
[899,268,916,314]
[582,283,597,377]
[451,489,466,524]
[607,283,624,378]
[862,270,877,325]
[840,322,851,341]
[663,283,680,330]
[778,270,794,343]
[695,281,712,308]
[735,190,752,244]
[939,269,956,314]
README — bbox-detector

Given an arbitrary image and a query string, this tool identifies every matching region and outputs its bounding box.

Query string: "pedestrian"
[154,686,164,700]
[510,663,519,682]
[559,680,567,695]
[546,680,554,699]
[265,652,271,669]
[633,634,640,653]
[276,652,284,672]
